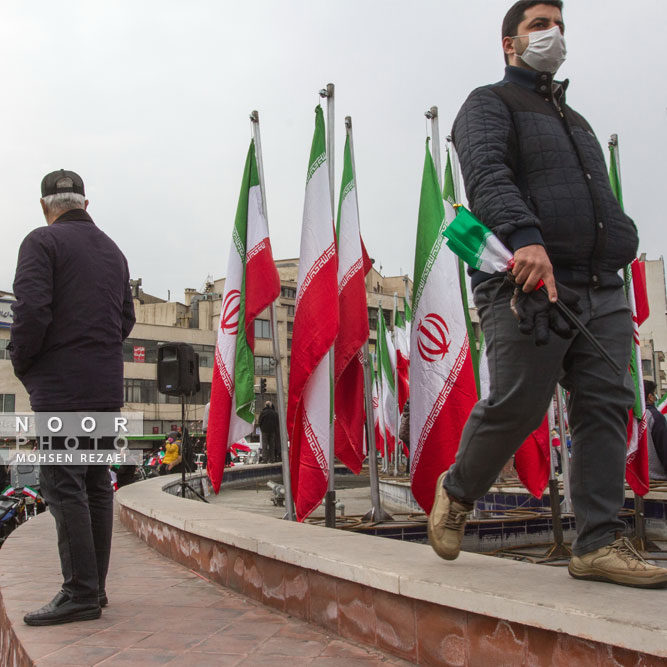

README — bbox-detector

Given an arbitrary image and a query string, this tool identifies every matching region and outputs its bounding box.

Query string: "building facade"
[0,261,413,435]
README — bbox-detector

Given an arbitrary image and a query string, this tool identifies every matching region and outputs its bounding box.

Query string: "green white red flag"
[376,306,397,456]
[410,141,477,513]
[288,106,339,521]
[1,486,16,497]
[371,359,385,454]
[393,307,410,412]
[207,140,281,493]
[623,260,650,495]
[609,141,649,496]
[334,133,371,474]
[443,205,513,274]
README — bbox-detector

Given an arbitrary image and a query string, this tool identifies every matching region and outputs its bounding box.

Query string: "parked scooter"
[0,488,46,547]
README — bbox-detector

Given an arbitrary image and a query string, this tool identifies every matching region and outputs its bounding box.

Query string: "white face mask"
[514,25,566,74]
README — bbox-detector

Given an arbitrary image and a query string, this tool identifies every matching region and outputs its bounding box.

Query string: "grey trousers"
[444,277,635,556]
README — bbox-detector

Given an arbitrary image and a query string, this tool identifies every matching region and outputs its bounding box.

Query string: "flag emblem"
[220,290,241,334]
[417,313,450,362]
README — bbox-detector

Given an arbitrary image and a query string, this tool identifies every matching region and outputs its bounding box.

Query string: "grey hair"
[42,192,86,214]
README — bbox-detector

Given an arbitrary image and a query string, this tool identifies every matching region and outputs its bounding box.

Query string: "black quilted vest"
[453,66,638,289]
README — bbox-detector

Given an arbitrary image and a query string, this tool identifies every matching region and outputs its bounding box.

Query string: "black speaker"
[157,343,200,396]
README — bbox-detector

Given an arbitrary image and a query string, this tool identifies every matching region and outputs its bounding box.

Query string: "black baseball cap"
[41,169,85,197]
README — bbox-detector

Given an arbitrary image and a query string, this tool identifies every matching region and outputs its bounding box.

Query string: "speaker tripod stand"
[178,394,208,503]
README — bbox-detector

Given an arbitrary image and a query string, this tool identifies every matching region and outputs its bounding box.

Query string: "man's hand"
[510,280,583,346]
[512,245,558,302]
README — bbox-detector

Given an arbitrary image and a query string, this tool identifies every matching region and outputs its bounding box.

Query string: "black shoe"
[99,592,108,607]
[24,591,101,626]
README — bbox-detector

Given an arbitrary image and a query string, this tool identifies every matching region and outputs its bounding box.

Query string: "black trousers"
[261,431,277,463]
[39,435,114,604]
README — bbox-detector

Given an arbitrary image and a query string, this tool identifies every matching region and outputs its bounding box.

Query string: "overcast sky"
[1,1,666,301]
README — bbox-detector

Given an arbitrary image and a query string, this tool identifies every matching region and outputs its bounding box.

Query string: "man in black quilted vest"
[427,0,667,588]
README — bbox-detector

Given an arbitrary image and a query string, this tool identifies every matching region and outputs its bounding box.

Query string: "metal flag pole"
[250,110,295,521]
[556,385,574,514]
[393,292,400,477]
[447,135,463,203]
[362,341,393,522]
[320,83,337,528]
[376,305,389,473]
[345,116,392,522]
[545,396,570,559]
[425,106,443,190]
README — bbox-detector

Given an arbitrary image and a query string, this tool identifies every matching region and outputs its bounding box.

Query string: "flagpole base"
[543,542,572,560]
[324,491,337,528]
[361,507,394,523]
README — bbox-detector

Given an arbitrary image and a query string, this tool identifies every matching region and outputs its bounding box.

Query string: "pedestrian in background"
[258,401,279,463]
[644,380,667,480]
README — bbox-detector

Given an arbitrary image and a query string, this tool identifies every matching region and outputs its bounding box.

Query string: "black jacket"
[10,209,135,410]
[452,66,638,290]
[258,406,279,434]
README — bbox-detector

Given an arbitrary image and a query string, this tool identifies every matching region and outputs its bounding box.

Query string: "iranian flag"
[623,260,650,495]
[207,140,281,493]
[377,306,397,456]
[443,205,513,274]
[404,297,412,327]
[1,486,16,497]
[609,142,650,496]
[394,308,410,413]
[371,361,386,455]
[287,105,339,521]
[334,133,371,475]
[410,141,477,514]
[444,149,480,395]
[22,486,39,499]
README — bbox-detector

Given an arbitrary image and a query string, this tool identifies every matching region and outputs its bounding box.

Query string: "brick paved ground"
[0,509,411,666]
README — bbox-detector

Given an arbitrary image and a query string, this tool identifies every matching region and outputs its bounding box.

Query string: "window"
[254,319,272,339]
[287,338,292,350]
[192,344,215,368]
[123,339,159,364]
[286,305,295,317]
[254,356,275,376]
[287,321,293,334]
[281,286,296,299]
[123,379,157,404]
[123,339,214,368]
[0,339,9,360]
[1,394,15,412]
[642,359,654,378]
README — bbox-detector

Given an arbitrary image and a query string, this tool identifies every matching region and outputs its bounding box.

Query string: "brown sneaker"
[427,471,473,561]
[568,537,667,589]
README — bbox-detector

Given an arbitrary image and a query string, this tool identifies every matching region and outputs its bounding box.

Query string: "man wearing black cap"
[10,170,135,625]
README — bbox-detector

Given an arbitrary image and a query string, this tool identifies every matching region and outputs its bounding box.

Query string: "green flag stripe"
[233,140,260,424]
[307,106,327,184]
[412,139,446,312]
[403,297,412,323]
[443,149,480,398]
[336,134,354,243]
[377,306,395,393]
